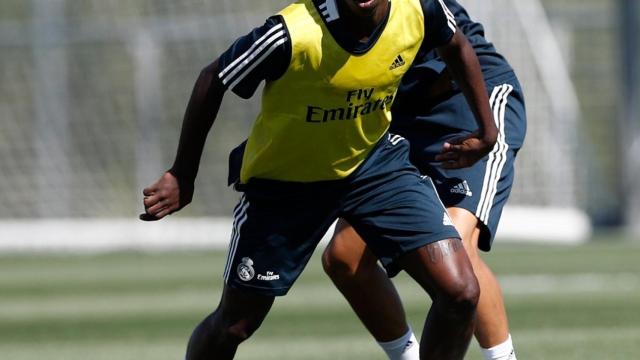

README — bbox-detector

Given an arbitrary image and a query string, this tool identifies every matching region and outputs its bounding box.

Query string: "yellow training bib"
[241,0,425,183]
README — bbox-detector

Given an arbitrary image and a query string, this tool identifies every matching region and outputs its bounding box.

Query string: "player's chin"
[344,0,381,16]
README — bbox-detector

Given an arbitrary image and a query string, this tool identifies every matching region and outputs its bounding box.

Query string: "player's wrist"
[167,168,195,208]
[478,127,498,147]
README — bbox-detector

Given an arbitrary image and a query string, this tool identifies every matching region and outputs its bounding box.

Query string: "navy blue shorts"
[224,134,460,296]
[392,77,526,251]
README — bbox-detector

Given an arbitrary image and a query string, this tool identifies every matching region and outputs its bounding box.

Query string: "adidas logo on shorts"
[450,180,473,197]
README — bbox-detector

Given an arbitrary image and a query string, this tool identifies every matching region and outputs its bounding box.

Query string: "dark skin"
[141,59,224,220]
[435,29,498,169]
[141,1,496,359]
[324,220,479,360]
[338,0,389,41]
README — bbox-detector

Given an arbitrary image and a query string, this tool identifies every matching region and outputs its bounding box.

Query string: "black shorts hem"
[477,224,493,252]
[226,279,291,297]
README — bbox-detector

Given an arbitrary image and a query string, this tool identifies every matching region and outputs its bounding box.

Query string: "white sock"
[481,334,517,360]
[377,328,420,360]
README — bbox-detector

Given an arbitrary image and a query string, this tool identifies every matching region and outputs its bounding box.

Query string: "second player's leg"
[447,207,511,349]
[185,285,275,360]
[323,221,480,360]
[322,219,409,343]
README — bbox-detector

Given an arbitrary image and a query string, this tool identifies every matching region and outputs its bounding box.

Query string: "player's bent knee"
[439,273,480,317]
[321,245,358,279]
[214,318,260,346]
[224,323,254,345]
[322,244,379,283]
[208,303,269,347]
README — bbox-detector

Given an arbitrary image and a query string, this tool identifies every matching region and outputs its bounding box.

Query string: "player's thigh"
[323,219,378,274]
[398,238,478,300]
[446,207,482,258]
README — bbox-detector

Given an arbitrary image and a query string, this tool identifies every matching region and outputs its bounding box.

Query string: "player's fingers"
[442,156,475,169]
[155,207,174,219]
[434,152,460,162]
[143,193,162,208]
[146,199,174,216]
[444,133,470,146]
[441,160,464,169]
[142,185,157,197]
[139,202,176,221]
[446,143,466,152]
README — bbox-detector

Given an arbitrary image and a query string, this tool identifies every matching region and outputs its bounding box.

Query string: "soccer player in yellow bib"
[141,0,498,359]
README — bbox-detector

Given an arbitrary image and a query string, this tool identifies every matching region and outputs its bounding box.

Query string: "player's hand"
[435,131,497,169]
[140,172,181,221]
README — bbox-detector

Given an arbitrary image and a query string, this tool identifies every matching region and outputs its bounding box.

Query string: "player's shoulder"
[278,0,320,27]
[277,0,330,54]
[414,0,439,10]
[278,0,310,17]
[402,0,431,16]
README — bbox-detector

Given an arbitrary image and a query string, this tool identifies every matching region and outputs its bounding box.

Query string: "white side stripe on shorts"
[475,84,513,224]
[479,85,510,222]
[223,195,246,280]
[423,175,450,213]
[218,25,287,89]
[223,195,250,281]
[476,85,510,223]
[475,86,504,223]
[389,133,405,145]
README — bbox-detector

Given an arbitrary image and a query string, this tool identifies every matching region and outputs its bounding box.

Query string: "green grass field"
[1,239,639,359]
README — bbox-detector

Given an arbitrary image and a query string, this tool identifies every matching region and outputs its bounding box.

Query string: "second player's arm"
[435,31,498,168]
[141,60,225,220]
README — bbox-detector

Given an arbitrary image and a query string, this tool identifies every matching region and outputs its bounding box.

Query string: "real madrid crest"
[237,257,255,281]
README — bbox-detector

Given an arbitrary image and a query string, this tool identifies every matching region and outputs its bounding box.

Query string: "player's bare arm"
[141,60,225,221]
[435,31,498,169]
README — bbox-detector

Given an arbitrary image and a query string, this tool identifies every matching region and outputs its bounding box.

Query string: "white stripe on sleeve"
[226,35,288,91]
[218,23,284,80]
[438,0,457,33]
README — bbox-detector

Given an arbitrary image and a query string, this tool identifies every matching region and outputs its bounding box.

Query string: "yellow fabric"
[241,0,425,183]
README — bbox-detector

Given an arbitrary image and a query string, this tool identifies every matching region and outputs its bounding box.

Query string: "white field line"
[507,326,640,343]
[497,272,640,295]
[390,272,640,304]
[3,273,635,321]
[0,206,591,253]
